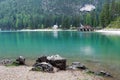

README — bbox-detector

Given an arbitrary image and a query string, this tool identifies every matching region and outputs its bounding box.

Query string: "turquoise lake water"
[0,31,120,79]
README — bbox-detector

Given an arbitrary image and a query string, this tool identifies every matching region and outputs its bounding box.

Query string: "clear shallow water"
[0,31,120,79]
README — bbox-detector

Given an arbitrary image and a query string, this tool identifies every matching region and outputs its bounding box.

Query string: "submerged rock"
[67,62,87,70]
[16,56,25,65]
[32,62,54,72]
[96,70,112,77]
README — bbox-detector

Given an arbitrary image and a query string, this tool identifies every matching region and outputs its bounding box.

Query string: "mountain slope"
[107,17,120,28]
[0,0,105,15]
[0,0,106,29]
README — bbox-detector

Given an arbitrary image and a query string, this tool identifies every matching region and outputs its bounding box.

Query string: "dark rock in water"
[16,56,25,65]
[36,56,48,63]
[67,62,87,70]
[47,55,66,70]
[96,71,112,77]
[0,59,13,65]
[32,62,53,72]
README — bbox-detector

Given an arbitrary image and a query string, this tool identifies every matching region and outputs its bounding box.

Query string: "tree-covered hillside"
[100,0,120,28]
[0,0,119,30]
[107,17,120,28]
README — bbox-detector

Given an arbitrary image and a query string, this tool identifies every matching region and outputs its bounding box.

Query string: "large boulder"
[67,62,87,70]
[47,55,66,70]
[34,55,67,70]
[36,56,48,63]
[32,62,54,72]
[16,56,25,65]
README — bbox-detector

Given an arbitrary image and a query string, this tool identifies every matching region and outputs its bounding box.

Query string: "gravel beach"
[0,66,104,80]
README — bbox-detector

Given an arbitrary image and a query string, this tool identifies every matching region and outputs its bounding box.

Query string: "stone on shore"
[34,55,66,70]
[47,55,66,70]
[32,62,54,72]
[36,56,48,63]
[16,56,25,65]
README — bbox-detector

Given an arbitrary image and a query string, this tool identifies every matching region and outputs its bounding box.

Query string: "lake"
[0,31,120,80]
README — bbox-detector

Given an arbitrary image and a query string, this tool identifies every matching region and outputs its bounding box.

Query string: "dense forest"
[100,0,120,28]
[0,0,119,30]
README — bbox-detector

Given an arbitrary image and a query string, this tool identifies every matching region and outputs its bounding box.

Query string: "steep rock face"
[38,0,105,15]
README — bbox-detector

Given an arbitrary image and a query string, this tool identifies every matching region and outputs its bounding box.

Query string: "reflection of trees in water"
[103,35,120,48]
[98,33,120,53]
[53,31,58,38]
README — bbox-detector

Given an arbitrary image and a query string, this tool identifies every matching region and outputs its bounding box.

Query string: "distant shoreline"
[1,28,120,35]
[0,29,77,32]
[18,29,77,32]
[95,28,120,35]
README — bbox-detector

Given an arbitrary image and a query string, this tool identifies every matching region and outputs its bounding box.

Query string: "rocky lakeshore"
[0,55,113,80]
[0,66,104,80]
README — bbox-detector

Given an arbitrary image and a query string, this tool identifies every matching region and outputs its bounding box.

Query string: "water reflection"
[80,46,94,56]
[53,31,58,38]
[0,31,120,79]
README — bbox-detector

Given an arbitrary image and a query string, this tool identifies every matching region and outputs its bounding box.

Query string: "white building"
[52,25,58,30]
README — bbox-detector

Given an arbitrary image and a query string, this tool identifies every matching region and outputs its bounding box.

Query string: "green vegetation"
[31,67,42,72]
[100,0,120,28]
[107,17,120,28]
[86,70,94,75]
[0,0,105,30]
[0,0,119,30]
[5,62,20,66]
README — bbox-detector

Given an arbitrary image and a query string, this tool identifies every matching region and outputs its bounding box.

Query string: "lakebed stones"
[67,62,87,70]
[96,70,112,77]
[0,59,13,65]
[16,56,25,65]
[32,62,54,72]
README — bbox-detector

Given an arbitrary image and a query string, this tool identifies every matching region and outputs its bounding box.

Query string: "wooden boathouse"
[77,25,94,31]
